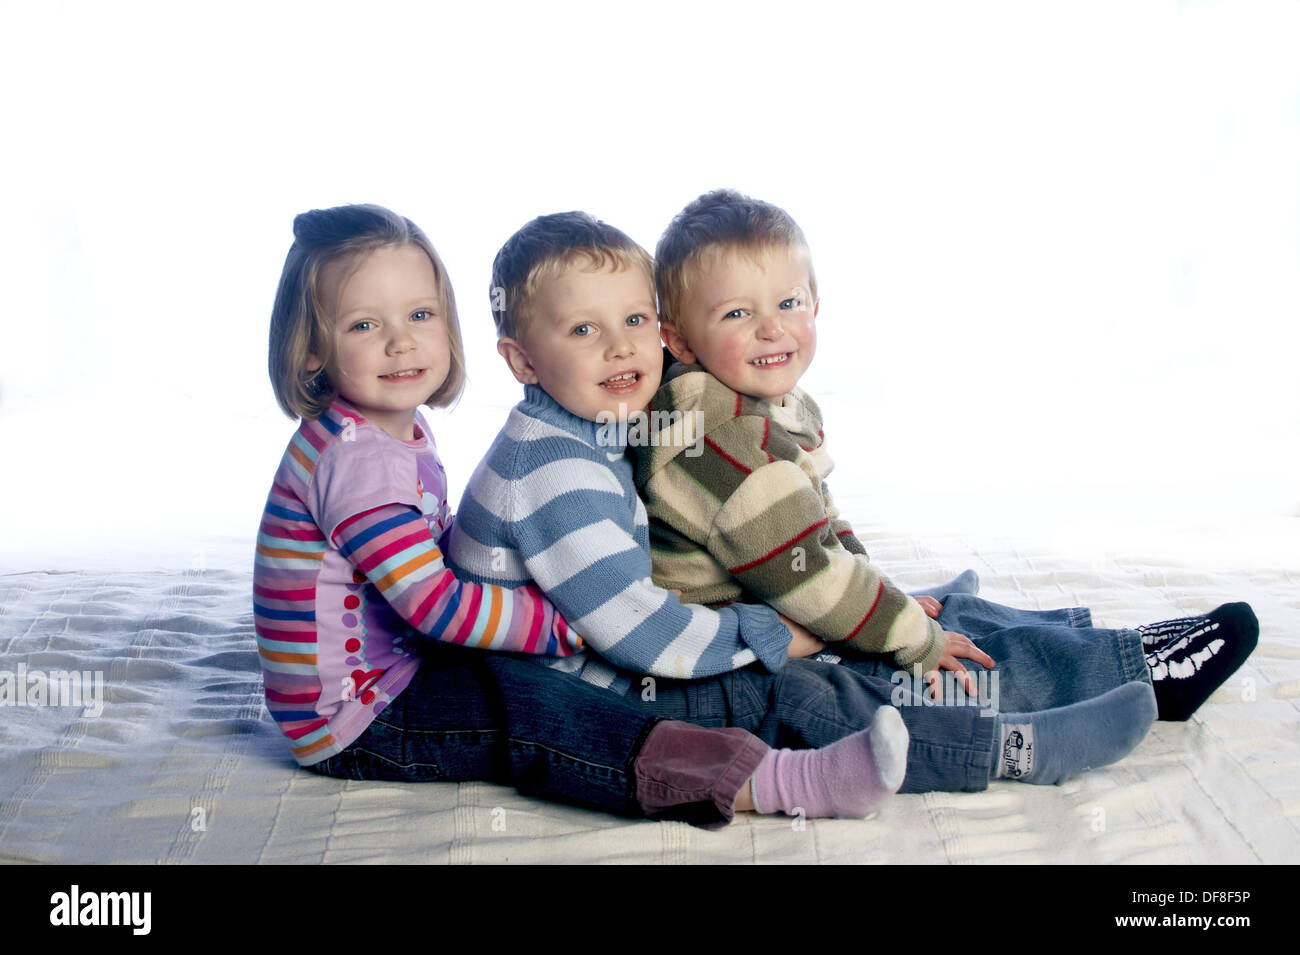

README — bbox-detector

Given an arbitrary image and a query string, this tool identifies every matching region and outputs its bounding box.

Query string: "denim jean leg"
[934,594,1150,713]
[616,657,998,795]
[613,667,788,824]
[482,654,660,814]
[490,658,802,825]
[910,569,981,601]
[620,666,775,733]
[308,646,660,816]
[766,658,995,793]
[306,644,505,783]
[939,593,1090,633]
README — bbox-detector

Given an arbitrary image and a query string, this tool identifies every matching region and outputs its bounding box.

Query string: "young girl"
[255,203,910,825]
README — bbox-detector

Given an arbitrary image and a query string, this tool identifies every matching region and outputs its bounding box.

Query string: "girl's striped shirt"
[254,399,579,767]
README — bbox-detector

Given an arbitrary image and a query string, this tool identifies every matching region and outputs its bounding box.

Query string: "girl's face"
[312,243,451,440]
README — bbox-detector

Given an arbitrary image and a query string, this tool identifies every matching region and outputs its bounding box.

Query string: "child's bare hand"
[923,631,996,699]
[914,595,943,619]
[780,614,827,658]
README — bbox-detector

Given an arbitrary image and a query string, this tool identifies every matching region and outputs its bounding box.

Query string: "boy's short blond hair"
[268,203,467,420]
[490,211,654,341]
[655,189,818,329]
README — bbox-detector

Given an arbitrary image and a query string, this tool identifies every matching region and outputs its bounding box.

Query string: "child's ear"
[813,298,820,319]
[497,338,539,385]
[660,323,697,365]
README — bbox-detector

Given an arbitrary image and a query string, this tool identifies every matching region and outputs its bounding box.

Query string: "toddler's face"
[313,243,451,440]
[665,244,817,401]
[499,262,662,422]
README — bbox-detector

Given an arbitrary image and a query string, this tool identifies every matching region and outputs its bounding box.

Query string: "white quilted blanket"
[2,519,1296,865]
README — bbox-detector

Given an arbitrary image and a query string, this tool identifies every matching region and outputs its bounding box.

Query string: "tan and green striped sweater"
[634,363,946,676]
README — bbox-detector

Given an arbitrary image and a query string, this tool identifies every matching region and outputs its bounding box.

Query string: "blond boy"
[637,188,1251,734]
[642,189,973,688]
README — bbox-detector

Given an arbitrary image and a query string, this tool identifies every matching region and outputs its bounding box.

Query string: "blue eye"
[779,298,800,310]
[350,320,376,332]
[411,309,433,322]
[723,308,746,320]
[573,323,594,337]
[626,314,647,327]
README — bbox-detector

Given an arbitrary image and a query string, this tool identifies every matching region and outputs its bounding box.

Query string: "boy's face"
[498,262,662,422]
[662,244,818,401]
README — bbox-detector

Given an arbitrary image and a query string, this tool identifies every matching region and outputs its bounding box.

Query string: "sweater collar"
[324,397,430,447]
[655,363,820,449]
[519,384,616,450]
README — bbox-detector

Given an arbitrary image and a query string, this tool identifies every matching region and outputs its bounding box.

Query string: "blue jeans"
[307,645,658,815]
[932,592,1151,712]
[622,655,997,792]
[619,591,1151,794]
[305,645,767,825]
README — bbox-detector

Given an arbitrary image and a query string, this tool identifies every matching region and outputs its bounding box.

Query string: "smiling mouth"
[381,369,425,380]
[750,353,791,367]
[600,371,641,392]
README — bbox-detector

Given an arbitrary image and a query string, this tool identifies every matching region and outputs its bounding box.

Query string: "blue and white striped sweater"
[446,385,792,691]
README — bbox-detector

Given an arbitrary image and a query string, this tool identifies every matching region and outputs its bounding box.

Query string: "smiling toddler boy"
[636,188,1258,723]
[444,211,804,690]
[640,189,958,683]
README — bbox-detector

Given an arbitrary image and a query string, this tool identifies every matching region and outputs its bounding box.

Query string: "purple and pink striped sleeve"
[332,503,580,656]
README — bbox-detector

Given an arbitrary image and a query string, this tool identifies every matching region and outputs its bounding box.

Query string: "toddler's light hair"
[268,203,466,420]
[489,211,654,341]
[655,189,818,329]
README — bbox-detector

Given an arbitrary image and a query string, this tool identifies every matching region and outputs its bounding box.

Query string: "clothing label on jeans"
[999,724,1034,779]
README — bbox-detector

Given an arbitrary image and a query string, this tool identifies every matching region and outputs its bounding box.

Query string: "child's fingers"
[916,595,942,618]
[971,647,996,668]
[924,670,944,701]
[958,665,977,695]
[939,659,978,695]
[954,644,996,669]
[946,632,996,669]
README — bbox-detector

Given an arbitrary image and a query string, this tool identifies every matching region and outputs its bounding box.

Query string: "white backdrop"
[2,0,1297,571]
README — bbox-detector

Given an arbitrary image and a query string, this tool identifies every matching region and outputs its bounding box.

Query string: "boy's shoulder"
[640,363,825,476]
[651,362,750,421]
[469,386,630,504]
[485,386,614,469]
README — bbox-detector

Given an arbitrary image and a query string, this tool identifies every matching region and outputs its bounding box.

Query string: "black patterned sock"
[1136,612,1213,650]
[1145,603,1259,721]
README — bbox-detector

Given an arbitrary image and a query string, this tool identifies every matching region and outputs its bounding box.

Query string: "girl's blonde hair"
[268,204,467,420]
